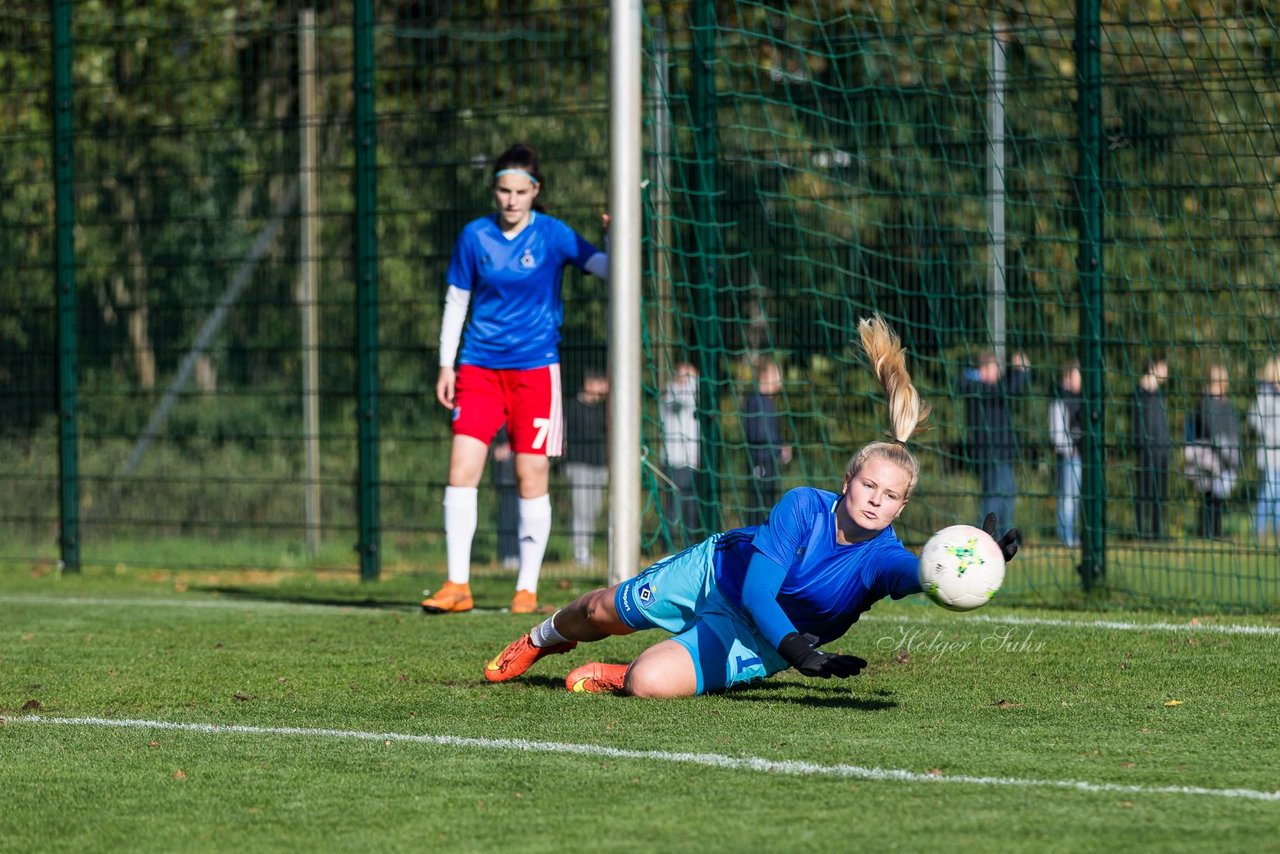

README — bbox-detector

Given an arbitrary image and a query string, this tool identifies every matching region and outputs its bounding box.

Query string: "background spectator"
[563,369,610,568]
[1184,364,1241,539]
[1132,356,1171,540]
[960,349,1030,530]
[491,428,519,570]
[741,359,791,526]
[660,361,701,546]
[1247,356,1280,540]
[1049,360,1083,546]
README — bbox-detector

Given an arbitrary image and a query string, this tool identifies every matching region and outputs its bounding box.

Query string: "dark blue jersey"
[714,487,921,646]
[447,212,602,369]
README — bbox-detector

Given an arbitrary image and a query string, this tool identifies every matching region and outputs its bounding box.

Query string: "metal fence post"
[1076,0,1106,590]
[354,0,380,580]
[51,0,80,573]
[299,8,321,557]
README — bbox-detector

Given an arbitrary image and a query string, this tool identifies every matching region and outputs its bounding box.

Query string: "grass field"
[2,566,1278,853]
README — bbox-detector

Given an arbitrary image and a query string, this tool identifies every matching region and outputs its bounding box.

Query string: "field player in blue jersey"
[422,144,609,616]
[483,315,1020,696]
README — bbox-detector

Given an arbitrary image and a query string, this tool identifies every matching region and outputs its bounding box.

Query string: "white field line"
[0,594,340,613]
[2,592,1278,636]
[7,715,1278,803]
[858,611,1280,637]
[0,594,446,615]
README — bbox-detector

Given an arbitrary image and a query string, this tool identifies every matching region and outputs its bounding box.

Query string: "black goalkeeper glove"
[982,512,1021,562]
[777,632,867,679]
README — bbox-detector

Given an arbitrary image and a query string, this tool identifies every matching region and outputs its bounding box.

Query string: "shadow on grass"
[717,681,898,711]
[197,586,419,611]
[497,671,898,711]
[509,674,571,692]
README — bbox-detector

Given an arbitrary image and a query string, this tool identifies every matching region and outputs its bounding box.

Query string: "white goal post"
[607,0,643,584]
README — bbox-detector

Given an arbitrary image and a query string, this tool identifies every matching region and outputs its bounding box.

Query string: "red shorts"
[452,364,564,457]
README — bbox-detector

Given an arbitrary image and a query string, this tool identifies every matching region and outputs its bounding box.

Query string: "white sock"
[443,486,478,585]
[530,610,570,648]
[516,493,552,593]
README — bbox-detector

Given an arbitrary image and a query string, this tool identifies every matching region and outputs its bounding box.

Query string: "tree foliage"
[1,0,1277,548]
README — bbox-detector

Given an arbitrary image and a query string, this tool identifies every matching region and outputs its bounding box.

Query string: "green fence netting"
[1,1,1277,610]
[638,2,1279,609]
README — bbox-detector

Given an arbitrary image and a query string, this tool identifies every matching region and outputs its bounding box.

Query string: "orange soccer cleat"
[484,633,577,682]
[565,662,628,694]
[510,588,538,615]
[420,581,474,614]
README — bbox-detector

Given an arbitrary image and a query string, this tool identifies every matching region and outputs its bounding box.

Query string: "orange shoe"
[565,662,628,694]
[421,581,473,614]
[484,633,577,682]
[510,589,538,614]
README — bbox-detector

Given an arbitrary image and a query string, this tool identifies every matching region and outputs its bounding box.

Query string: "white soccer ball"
[918,524,1005,612]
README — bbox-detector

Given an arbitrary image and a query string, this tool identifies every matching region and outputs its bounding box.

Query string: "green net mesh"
[1,1,1277,610]
[637,2,1280,608]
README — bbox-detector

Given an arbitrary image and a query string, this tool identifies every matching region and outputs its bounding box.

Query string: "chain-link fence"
[2,1,1277,610]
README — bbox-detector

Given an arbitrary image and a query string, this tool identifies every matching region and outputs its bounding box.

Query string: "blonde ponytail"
[857,314,931,442]
[844,315,931,497]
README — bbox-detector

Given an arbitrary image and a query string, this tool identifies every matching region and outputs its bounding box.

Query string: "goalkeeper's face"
[493,174,540,230]
[840,456,911,535]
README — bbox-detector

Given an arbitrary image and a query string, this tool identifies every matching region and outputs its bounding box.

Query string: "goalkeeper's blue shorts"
[614,535,788,694]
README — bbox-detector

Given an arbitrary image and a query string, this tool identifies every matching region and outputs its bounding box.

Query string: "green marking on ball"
[943,536,985,576]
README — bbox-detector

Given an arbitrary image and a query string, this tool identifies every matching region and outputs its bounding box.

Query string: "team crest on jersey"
[636,582,655,608]
[520,248,536,269]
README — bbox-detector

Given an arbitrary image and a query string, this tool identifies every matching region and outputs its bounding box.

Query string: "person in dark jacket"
[741,359,791,526]
[1184,364,1242,539]
[1132,356,1171,540]
[491,427,520,569]
[563,369,610,568]
[960,349,1030,530]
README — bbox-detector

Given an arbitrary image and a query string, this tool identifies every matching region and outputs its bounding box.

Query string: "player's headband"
[494,168,540,185]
